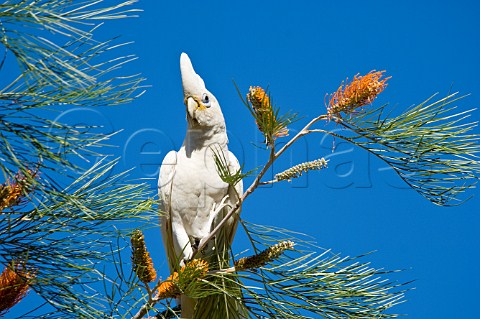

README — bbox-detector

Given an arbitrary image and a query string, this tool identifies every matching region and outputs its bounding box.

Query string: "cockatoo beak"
[180,53,207,113]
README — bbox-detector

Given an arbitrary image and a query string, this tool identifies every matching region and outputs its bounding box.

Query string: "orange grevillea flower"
[131,230,157,283]
[247,86,289,142]
[0,182,23,211]
[0,263,33,316]
[327,71,390,120]
[155,271,179,300]
[248,86,271,112]
[0,170,36,211]
[156,259,208,300]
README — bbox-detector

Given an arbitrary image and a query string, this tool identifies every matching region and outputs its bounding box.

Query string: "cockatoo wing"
[158,150,179,271]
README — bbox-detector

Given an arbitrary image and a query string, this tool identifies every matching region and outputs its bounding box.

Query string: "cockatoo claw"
[209,194,231,224]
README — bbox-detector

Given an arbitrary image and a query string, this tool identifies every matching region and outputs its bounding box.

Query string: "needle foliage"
[0,1,154,318]
[2,2,479,318]
[333,93,480,205]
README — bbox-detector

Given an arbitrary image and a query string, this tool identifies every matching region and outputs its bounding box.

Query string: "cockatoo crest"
[180,52,226,129]
[180,52,206,96]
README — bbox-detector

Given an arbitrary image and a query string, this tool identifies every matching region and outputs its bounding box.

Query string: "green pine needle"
[333,93,480,206]
[237,222,408,319]
[0,158,156,317]
[212,146,254,187]
[0,1,152,317]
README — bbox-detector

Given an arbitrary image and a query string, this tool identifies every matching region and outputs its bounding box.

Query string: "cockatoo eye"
[202,93,211,108]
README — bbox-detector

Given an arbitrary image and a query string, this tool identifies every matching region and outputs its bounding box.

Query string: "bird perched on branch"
[158,53,243,318]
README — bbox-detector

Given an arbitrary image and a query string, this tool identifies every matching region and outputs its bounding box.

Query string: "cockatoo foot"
[197,195,231,252]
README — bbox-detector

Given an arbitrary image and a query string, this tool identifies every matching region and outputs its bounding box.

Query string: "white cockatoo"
[158,53,243,318]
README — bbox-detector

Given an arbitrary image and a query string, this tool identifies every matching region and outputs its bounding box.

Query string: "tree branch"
[192,114,328,258]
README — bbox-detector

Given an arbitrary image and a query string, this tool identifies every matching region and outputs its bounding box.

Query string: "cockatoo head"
[180,53,226,129]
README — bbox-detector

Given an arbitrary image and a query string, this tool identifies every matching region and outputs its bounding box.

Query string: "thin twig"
[131,302,151,319]
[258,180,277,185]
[144,281,153,302]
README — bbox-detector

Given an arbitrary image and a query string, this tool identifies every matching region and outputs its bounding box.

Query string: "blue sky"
[125,2,479,317]
[8,0,480,318]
